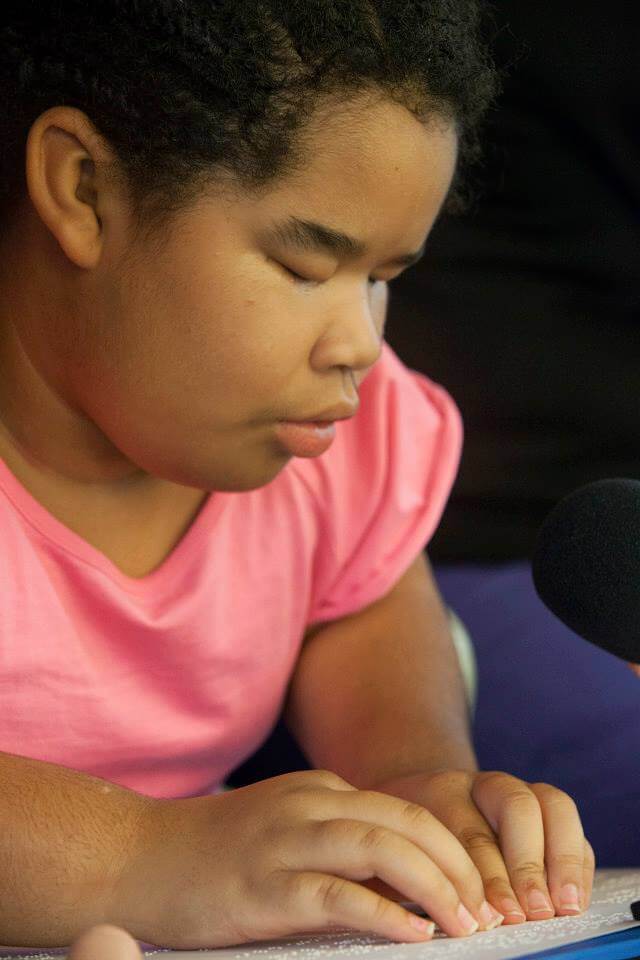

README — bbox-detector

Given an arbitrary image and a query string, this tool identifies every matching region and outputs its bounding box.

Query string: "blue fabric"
[432,562,640,868]
[524,926,640,960]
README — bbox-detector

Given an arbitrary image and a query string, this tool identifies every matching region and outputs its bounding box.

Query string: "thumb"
[67,925,143,960]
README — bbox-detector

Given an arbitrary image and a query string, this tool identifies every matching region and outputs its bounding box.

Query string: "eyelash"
[280,263,381,288]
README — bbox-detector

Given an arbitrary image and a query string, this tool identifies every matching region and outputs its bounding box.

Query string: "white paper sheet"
[2,868,639,960]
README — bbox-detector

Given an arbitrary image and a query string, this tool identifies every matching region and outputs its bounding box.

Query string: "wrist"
[358,740,478,792]
[106,794,186,943]
[368,765,479,810]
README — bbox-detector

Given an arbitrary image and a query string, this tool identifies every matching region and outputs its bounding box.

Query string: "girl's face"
[0,95,457,493]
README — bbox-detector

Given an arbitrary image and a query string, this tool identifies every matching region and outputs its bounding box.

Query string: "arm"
[284,551,596,926]
[0,750,153,947]
[283,550,478,790]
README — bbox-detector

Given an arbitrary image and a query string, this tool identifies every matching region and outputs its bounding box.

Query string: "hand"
[67,925,142,960]
[111,769,506,948]
[372,769,596,925]
[627,662,640,678]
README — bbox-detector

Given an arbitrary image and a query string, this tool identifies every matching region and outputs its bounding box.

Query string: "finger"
[273,870,437,943]
[472,772,556,921]
[528,782,586,917]
[582,838,596,910]
[325,788,496,930]
[299,769,360,792]
[67,925,143,960]
[301,818,484,938]
[424,773,527,925]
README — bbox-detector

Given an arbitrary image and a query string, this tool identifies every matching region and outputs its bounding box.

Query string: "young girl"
[0,0,594,952]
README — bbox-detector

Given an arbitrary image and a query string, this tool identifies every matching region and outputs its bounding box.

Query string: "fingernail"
[527,889,554,915]
[559,883,581,913]
[408,914,435,936]
[457,903,480,935]
[500,897,526,920]
[478,901,504,930]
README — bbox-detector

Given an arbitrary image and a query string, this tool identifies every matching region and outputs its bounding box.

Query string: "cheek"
[371,282,389,334]
[123,235,313,412]
[130,255,294,406]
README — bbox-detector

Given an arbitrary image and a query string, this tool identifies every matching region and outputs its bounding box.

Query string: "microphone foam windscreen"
[531,478,640,662]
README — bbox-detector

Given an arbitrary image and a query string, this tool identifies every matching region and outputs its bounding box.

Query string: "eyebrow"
[261,215,426,268]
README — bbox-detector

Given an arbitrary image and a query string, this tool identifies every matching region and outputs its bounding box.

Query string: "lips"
[294,420,334,427]
[275,420,337,458]
[288,404,359,424]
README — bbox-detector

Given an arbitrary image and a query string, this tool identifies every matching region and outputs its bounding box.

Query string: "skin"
[67,925,143,960]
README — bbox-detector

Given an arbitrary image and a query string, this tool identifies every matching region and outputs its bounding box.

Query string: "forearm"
[296,629,477,789]
[350,599,478,787]
[286,553,478,790]
[0,750,154,947]
[347,659,479,791]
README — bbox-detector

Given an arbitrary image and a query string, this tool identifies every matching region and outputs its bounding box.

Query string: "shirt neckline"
[0,455,225,596]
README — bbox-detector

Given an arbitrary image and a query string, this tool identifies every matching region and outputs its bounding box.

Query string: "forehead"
[253,96,458,251]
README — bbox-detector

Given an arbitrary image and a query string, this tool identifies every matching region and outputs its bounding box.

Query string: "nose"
[335,287,386,374]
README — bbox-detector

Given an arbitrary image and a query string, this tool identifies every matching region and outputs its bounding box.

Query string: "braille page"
[1,869,639,960]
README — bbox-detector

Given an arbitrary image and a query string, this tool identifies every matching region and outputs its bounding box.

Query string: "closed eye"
[277,261,382,288]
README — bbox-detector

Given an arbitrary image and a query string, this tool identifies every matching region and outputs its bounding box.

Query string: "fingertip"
[67,924,143,960]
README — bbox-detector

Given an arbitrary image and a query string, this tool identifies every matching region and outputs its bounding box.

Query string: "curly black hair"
[0,1,499,243]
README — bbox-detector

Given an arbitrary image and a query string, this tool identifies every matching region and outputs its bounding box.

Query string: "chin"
[200,456,292,494]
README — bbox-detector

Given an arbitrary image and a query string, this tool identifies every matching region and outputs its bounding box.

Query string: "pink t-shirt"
[0,341,462,800]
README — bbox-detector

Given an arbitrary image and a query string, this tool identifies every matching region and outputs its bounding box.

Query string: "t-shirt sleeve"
[306,341,463,626]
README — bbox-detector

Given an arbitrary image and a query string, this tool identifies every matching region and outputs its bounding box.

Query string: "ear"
[24,105,117,270]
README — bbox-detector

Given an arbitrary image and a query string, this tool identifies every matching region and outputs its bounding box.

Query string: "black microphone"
[531,478,640,664]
